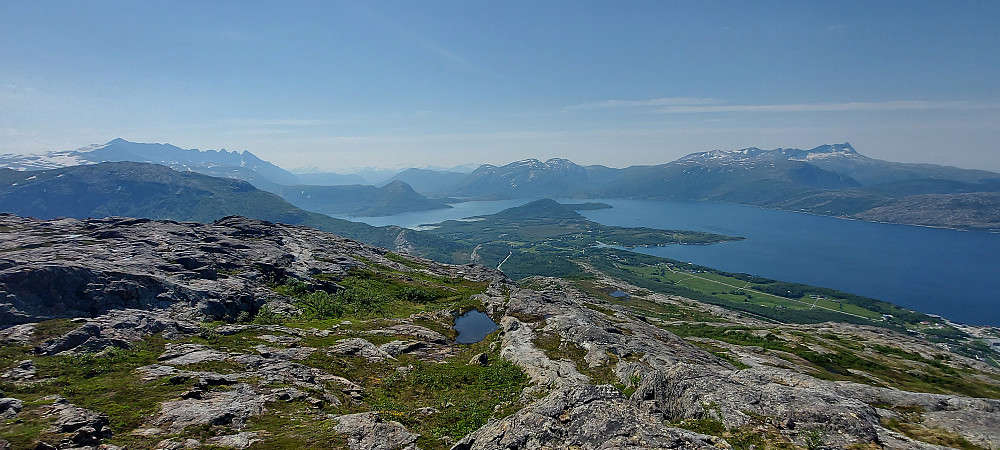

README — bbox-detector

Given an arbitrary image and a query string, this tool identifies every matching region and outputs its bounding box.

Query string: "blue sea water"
[340,199,1000,327]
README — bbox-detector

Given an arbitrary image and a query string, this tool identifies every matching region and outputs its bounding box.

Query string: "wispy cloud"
[651,100,997,113]
[567,97,720,110]
[567,98,998,114]
[187,30,252,43]
[354,4,493,78]
[225,118,328,128]
[395,26,482,75]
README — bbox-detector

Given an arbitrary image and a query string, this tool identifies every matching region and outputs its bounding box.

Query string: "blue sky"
[1,1,998,171]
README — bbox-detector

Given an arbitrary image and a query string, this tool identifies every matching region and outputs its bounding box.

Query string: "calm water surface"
[454,310,498,344]
[342,199,1000,326]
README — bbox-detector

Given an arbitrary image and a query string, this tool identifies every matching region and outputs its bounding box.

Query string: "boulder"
[332,412,418,450]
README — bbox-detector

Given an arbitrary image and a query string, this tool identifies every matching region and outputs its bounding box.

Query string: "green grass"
[532,332,618,385]
[879,405,985,450]
[660,323,1000,399]
[670,415,796,450]
[0,336,199,447]
[260,265,489,325]
[301,336,528,449]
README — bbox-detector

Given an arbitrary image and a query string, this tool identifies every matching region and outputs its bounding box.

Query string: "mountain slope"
[680,142,1000,186]
[275,180,450,216]
[453,158,598,198]
[0,215,997,448]
[0,162,467,262]
[433,144,1000,229]
[0,138,302,188]
[381,168,468,195]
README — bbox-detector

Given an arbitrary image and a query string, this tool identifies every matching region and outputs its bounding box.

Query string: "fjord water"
[343,199,1000,327]
[579,199,1000,327]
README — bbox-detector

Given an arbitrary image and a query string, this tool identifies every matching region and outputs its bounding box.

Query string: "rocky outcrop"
[0,214,496,328]
[0,397,22,419]
[1,359,35,381]
[1,214,997,449]
[455,384,727,449]
[332,412,419,450]
[478,279,1000,449]
[329,338,393,362]
[0,214,494,354]
[40,397,113,449]
[153,383,265,433]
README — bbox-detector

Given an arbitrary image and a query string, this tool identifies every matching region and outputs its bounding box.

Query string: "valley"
[4,139,1000,231]
[1,141,999,449]
[4,3,998,448]
[1,215,998,449]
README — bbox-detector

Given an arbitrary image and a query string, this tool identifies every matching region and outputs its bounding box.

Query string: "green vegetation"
[423,199,737,279]
[1,276,520,449]
[879,405,985,449]
[670,415,796,450]
[300,332,527,449]
[260,259,489,324]
[585,248,917,326]
[369,355,527,445]
[0,335,196,448]
[582,248,999,366]
[658,323,1000,399]
[532,331,618,385]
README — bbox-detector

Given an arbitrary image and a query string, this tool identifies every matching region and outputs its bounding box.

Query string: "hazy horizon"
[2,1,998,171]
[12,137,1000,175]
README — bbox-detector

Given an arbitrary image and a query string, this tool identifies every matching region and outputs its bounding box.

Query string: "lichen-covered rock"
[332,412,418,450]
[153,384,265,432]
[158,343,229,365]
[0,214,485,327]
[34,310,201,355]
[43,397,113,448]
[328,338,392,362]
[207,431,262,449]
[365,324,449,344]
[454,384,727,449]
[1,359,35,381]
[0,397,22,419]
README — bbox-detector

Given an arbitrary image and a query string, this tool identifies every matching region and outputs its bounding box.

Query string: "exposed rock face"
[332,412,419,450]
[1,359,35,381]
[34,310,202,355]
[0,215,346,326]
[329,337,393,362]
[43,397,113,448]
[475,279,1000,449]
[1,215,998,449]
[455,385,727,449]
[0,397,22,419]
[153,383,265,433]
[0,214,494,353]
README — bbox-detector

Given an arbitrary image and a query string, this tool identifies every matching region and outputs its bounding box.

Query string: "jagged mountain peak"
[0,139,301,188]
[679,142,864,163]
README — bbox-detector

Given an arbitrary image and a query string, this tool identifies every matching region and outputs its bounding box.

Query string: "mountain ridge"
[5,139,999,230]
[0,161,468,263]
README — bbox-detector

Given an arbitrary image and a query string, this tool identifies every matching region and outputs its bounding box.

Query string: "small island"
[422,199,740,278]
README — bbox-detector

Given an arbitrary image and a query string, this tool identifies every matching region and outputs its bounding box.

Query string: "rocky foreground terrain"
[0,214,998,449]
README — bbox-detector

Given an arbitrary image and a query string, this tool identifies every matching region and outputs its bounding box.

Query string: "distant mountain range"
[0,139,449,217]
[417,143,1000,230]
[274,181,450,217]
[2,139,998,230]
[0,162,466,262]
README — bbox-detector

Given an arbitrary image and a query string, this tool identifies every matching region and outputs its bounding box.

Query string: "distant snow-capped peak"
[680,143,862,163]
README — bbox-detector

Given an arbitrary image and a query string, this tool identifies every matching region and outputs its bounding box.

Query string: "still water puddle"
[453,310,498,344]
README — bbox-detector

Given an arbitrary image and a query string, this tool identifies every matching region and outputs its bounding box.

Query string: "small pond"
[609,290,630,299]
[453,310,498,344]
